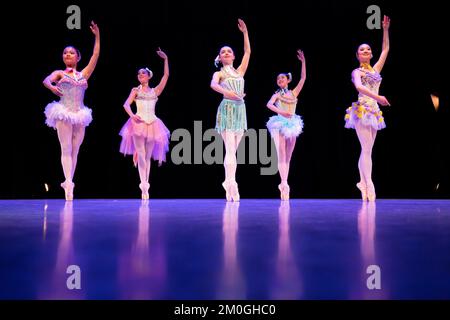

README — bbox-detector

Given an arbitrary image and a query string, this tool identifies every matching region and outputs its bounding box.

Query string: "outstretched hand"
[382,15,390,30]
[237,19,248,33]
[156,47,168,60]
[90,21,100,36]
[297,49,305,62]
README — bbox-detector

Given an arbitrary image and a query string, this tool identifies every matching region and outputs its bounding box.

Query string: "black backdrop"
[2,0,448,199]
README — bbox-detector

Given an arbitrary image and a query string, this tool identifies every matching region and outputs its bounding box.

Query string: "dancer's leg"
[71,124,86,179]
[221,131,239,182]
[56,120,74,183]
[221,130,243,201]
[277,136,287,183]
[133,135,150,199]
[355,122,377,200]
[285,137,297,183]
[145,139,155,184]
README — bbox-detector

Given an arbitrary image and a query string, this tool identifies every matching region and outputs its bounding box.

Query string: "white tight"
[355,121,377,188]
[133,136,155,184]
[221,130,244,183]
[272,131,296,184]
[55,120,85,183]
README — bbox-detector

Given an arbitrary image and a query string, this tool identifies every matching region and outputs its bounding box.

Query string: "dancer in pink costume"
[119,48,170,200]
[210,19,251,202]
[345,16,391,201]
[266,50,306,200]
[43,21,100,201]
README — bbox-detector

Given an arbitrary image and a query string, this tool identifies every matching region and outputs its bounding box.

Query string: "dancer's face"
[357,44,372,63]
[219,46,235,65]
[277,74,290,89]
[137,69,151,84]
[62,47,79,67]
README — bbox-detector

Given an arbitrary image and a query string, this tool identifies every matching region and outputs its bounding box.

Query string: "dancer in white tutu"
[266,49,306,200]
[43,21,100,200]
[344,16,391,201]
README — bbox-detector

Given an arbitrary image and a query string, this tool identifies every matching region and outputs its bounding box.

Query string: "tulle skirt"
[44,102,93,128]
[266,114,304,138]
[215,99,247,133]
[119,117,170,166]
[345,99,386,131]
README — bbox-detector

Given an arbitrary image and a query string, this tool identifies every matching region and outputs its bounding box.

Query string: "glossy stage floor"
[0,199,449,300]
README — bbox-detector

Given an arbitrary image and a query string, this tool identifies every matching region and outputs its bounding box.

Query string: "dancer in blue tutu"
[266,49,306,200]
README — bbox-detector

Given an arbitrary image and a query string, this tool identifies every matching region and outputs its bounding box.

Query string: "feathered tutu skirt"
[44,102,93,128]
[119,117,170,166]
[266,114,304,138]
[345,99,386,130]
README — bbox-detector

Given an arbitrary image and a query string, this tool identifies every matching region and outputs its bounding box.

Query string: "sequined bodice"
[356,68,382,102]
[275,90,298,114]
[220,66,245,96]
[135,87,158,124]
[58,73,88,111]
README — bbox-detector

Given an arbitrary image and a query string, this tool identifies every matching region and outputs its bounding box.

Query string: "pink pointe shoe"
[278,183,290,201]
[139,182,150,200]
[61,181,75,201]
[222,180,240,202]
[367,181,376,202]
[356,182,368,201]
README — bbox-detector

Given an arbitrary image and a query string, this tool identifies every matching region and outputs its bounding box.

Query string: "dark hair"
[138,68,153,77]
[64,46,81,62]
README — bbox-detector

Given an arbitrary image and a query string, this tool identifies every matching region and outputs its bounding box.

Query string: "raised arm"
[352,69,390,106]
[373,16,390,73]
[81,21,100,80]
[154,48,169,96]
[43,70,64,97]
[123,88,139,119]
[266,93,292,118]
[236,19,251,76]
[292,49,306,97]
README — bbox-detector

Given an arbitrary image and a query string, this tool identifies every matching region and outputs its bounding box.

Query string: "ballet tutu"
[266,114,304,138]
[345,99,386,131]
[215,99,247,133]
[44,102,93,128]
[119,117,170,166]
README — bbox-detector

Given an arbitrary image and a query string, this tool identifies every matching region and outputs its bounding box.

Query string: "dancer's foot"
[139,182,150,200]
[278,183,290,201]
[230,181,240,202]
[222,181,232,202]
[356,182,368,201]
[61,181,75,201]
[367,181,376,202]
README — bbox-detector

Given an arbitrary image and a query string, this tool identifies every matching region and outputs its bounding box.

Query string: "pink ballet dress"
[119,87,170,166]
[44,71,93,128]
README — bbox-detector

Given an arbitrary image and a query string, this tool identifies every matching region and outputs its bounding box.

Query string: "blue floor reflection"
[0,199,449,299]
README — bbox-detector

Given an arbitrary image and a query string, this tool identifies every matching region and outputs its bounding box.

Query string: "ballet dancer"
[345,16,391,201]
[266,50,306,200]
[119,48,170,200]
[43,21,100,200]
[210,18,251,202]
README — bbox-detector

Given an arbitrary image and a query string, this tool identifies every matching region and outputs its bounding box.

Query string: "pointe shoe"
[278,183,290,201]
[222,181,232,202]
[139,182,150,200]
[356,182,368,201]
[61,181,75,201]
[229,181,240,202]
[367,182,376,202]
